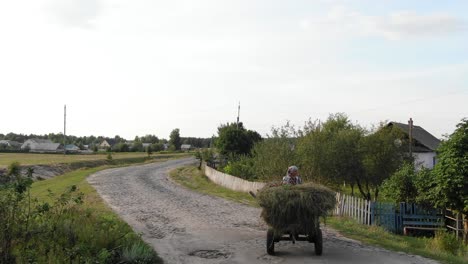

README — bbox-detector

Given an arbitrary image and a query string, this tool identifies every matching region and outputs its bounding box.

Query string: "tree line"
[212,114,409,201]
[0,131,212,152]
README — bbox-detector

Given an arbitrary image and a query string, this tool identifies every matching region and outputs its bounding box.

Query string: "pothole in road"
[189,249,230,259]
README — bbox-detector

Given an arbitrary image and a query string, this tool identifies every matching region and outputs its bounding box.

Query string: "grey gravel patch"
[189,249,231,259]
[146,223,166,239]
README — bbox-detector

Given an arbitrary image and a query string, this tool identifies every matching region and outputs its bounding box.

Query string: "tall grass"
[327,217,467,264]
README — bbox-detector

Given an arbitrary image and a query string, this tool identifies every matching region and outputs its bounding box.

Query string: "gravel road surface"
[88,158,438,264]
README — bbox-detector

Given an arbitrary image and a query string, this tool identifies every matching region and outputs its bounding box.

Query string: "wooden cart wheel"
[314,228,323,256]
[267,229,275,255]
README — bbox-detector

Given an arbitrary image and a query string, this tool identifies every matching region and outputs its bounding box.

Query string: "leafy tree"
[146,146,153,157]
[252,122,298,181]
[131,142,144,152]
[113,143,130,152]
[169,129,181,151]
[380,163,418,203]
[429,118,468,242]
[151,142,164,152]
[358,125,408,200]
[215,122,262,156]
[297,114,364,192]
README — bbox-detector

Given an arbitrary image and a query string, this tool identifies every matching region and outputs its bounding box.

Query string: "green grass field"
[170,165,467,264]
[0,152,189,168]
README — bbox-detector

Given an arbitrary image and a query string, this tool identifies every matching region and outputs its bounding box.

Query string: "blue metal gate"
[371,202,402,233]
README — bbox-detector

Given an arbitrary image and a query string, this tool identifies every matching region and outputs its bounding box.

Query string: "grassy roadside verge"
[2,156,188,263]
[169,166,258,207]
[170,165,467,264]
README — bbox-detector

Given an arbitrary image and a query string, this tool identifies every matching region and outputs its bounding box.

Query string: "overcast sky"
[1,0,467,140]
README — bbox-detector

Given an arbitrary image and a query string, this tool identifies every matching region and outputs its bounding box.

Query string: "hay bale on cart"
[257,182,336,255]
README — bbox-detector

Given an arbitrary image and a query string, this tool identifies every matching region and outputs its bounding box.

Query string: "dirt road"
[88,158,438,264]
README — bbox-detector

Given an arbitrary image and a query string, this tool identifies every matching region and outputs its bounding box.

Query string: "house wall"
[100,141,110,148]
[414,152,436,169]
[203,163,265,194]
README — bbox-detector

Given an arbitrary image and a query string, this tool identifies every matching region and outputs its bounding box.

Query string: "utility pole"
[64,105,67,155]
[408,117,413,158]
[236,102,240,129]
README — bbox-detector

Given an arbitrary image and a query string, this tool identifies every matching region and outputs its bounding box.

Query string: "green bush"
[223,155,256,180]
[121,240,162,263]
[380,163,418,203]
[0,162,161,264]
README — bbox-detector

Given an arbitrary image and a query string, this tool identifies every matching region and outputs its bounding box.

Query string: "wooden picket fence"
[334,192,372,225]
[333,192,465,239]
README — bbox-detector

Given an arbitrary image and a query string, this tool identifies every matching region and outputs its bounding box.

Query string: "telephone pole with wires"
[408,117,413,157]
[63,105,67,155]
[236,102,240,129]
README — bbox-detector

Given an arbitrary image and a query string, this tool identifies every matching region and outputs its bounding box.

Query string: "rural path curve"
[88,158,438,264]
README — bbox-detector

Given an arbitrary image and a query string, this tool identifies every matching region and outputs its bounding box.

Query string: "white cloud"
[47,0,102,28]
[313,6,466,40]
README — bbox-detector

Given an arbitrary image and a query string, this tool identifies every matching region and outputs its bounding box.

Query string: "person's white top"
[282,175,302,185]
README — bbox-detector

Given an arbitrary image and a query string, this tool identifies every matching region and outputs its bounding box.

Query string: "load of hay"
[257,182,336,234]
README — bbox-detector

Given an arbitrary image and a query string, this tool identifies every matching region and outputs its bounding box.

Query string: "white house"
[99,139,116,149]
[387,121,441,169]
[181,144,192,151]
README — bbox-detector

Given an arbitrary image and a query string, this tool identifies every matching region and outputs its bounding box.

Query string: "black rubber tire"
[314,228,323,256]
[267,229,275,255]
[308,229,314,243]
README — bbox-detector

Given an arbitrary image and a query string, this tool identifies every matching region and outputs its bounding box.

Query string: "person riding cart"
[256,167,336,256]
[282,165,302,185]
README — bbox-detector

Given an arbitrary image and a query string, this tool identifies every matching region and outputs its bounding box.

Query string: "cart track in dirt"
[88,158,439,264]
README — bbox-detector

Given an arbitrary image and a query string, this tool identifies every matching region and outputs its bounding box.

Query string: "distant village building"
[142,143,151,149]
[0,140,22,149]
[65,144,80,153]
[387,121,441,169]
[181,144,192,151]
[99,139,116,150]
[21,139,63,153]
[163,143,170,150]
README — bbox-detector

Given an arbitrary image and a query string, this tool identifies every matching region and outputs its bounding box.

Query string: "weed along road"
[88,158,438,264]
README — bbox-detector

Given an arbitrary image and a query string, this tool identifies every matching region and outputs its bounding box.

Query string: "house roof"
[101,139,117,146]
[22,139,62,151]
[25,138,53,144]
[65,144,79,150]
[0,140,21,147]
[388,122,441,151]
[181,144,191,148]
